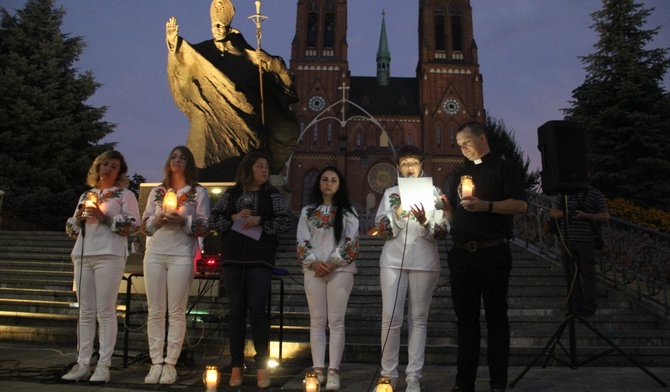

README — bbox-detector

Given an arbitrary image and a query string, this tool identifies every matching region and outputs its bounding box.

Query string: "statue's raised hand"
[166,17,179,51]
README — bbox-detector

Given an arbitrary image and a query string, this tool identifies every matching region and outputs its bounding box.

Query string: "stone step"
[1,231,669,367]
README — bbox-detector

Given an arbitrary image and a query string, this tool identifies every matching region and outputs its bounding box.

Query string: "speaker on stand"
[537,120,589,195]
[510,120,667,389]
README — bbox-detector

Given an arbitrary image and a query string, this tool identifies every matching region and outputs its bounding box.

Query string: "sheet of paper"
[232,217,263,241]
[398,177,435,211]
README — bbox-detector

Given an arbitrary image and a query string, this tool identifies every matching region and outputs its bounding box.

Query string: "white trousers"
[73,254,125,367]
[304,270,354,370]
[143,253,194,365]
[380,267,439,381]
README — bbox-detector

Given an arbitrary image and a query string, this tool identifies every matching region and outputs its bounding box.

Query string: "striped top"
[552,187,607,241]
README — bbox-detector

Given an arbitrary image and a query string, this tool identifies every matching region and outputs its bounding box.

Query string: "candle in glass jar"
[461,179,473,198]
[203,366,219,389]
[163,189,178,214]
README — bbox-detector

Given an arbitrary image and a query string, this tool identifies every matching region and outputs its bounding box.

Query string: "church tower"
[287,1,486,213]
[376,12,391,87]
[417,0,485,157]
[290,0,349,153]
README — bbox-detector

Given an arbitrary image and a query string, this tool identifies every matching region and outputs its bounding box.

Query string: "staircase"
[0,230,668,366]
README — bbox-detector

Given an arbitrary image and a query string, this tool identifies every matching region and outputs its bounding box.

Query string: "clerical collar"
[474,159,482,165]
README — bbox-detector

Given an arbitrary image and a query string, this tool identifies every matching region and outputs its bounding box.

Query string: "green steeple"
[377,10,391,86]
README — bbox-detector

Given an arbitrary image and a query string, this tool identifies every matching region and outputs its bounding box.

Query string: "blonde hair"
[86,150,130,188]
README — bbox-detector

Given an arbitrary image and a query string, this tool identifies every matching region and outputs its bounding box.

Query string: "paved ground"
[0,341,668,391]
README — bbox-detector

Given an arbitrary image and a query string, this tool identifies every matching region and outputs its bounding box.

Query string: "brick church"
[284,0,485,220]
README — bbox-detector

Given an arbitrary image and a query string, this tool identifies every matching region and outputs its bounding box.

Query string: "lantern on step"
[377,376,394,392]
[203,365,219,391]
[302,372,320,392]
[163,188,178,214]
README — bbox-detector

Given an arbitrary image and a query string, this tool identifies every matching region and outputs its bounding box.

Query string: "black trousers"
[448,244,513,391]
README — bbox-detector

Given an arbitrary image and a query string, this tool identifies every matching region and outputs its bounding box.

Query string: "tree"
[128,173,147,200]
[485,116,540,191]
[0,0,115,230]
[564,0,670,209]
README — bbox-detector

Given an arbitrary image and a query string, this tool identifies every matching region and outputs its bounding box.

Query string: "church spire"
[376,10,391,86]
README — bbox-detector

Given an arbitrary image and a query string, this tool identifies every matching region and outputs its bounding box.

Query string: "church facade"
[284,0,485,224]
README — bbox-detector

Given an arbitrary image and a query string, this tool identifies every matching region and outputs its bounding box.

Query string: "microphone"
[433,188,445,210]
[78,204,86,237]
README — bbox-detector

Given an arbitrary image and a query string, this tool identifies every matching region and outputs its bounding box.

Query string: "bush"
[607,198,670,233]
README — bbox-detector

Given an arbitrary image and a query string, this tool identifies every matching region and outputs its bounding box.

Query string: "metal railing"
[514,191,670,315]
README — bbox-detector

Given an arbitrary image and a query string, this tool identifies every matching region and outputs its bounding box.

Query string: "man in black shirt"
[444,121,528,392]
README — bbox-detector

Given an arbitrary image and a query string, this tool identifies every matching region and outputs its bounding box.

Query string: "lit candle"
[203,366,219,390]
[302,372,320,392]
[376,376,394,392]
[83,192,98,218]
[163,188,178,214]
[459,175,475,199]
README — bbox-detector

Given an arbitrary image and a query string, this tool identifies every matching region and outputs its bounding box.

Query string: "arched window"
[434,14,446,51]
[307,12,318,48]
[313,123,319,144]
[302,169,319,207]
[436,126,442,147]
[406,133,413,145]
[327,123,332,144]
[356,131,361,147]
[450,126,456,148]
[451,15,463,51]
[324,13,335,48]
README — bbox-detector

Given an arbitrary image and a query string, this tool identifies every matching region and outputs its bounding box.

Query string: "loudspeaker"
[537,120,589,195]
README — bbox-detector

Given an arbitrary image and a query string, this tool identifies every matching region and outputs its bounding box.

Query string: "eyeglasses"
[399,161,421,168]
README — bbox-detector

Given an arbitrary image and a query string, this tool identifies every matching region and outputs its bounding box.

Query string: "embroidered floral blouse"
[296,204,359,274]
[66,186,140,259]
[141,185,210,258]
[375,185,449,271]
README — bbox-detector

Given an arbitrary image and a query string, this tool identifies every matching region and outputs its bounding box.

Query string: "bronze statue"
[166,0,298,177]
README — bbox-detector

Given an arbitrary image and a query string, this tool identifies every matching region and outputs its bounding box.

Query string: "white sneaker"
[144,364,163,384]
[61,363,91,382]
[406,379,421,392]
[159,363,177,385]
[314,368,325,384]
[325,370,341,390]
[89,364,110,384]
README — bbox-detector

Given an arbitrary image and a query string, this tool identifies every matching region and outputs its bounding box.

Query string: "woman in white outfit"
[297,166,359,391]
[374,146,449,392]
[141,146,210,385]
[63,150,140,384]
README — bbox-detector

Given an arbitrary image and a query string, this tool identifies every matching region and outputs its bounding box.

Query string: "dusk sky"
[3,0,669,182]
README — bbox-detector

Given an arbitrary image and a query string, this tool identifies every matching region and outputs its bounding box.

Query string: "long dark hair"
[308,166,357,243]
[233,151,272,192]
